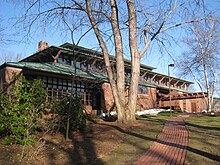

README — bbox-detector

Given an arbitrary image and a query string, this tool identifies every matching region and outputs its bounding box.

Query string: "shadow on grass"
[96,118,219,164]
[86,116,220,164]
[187,146,220,162]
[137,116,167,124]
[92,121,161,164]
[88,116,165,141]
[188,128,220,139]
[43,119,159,165]
[44,129,104,165]
[186,122,220,131]
[43,115,220,164]
[96,122,157,142]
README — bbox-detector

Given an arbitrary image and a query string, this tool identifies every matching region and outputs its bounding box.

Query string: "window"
[92,65,97,71]
[145,75,151,82]
[127,72,131,78]
[71,59,74,66]
[97,65,103,72]
[58,57,62,63]
[34,76,94,106]
[76,62,80,68]
[58,79,62,85]
[138,85,148,94]
[82,63,87,70]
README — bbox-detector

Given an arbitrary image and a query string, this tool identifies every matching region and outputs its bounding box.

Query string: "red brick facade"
[0,43,211,114]
[0,66,22,89]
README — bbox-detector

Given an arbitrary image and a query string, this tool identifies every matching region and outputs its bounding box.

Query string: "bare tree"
[0,52,24,65]
[177,15,220,112]
[15,0,205,123]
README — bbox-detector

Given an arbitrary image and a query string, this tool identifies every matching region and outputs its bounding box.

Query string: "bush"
[43,95,86,137]
[0,75,46,144]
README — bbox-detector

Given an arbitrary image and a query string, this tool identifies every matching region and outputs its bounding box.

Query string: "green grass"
[98,112,175,165]
[185,115,220,165]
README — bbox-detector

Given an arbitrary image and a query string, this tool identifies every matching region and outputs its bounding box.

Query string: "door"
[92,89,102,115]
[191,102,196,112]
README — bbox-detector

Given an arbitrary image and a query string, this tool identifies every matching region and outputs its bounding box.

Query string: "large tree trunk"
[110,0,126,121]
[127,56,140,122]
[86,0,126,123]
[126,0,140,122]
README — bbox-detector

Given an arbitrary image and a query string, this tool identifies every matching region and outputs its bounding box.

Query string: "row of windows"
[57,55,105,73]
[36,76,94,106]
[138,85,148,94]
[56,54,188,90]
[29,76,149,107]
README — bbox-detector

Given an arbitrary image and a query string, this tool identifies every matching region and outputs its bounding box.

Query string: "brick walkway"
[134,116,188,165]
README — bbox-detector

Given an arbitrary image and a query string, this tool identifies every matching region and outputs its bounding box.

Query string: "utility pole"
[168,64,174,117]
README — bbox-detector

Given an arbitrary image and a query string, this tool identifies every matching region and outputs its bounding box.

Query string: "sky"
[0,0,220,91]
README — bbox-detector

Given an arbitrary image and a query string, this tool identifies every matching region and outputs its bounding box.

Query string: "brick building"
[0,41,208,114]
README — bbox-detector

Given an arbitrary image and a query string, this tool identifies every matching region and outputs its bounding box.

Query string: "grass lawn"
[185,114,220,165]
[99,112,180,165]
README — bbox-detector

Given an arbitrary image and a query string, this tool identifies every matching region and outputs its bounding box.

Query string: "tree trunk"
[86,0,126,123]
[127,56,140,122]
[210,73,217,112]
[203,63,211,112]
[110,0,126,114]
[126,0,139,122]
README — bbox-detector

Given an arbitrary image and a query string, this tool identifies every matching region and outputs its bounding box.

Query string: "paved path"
[134,116,188,165]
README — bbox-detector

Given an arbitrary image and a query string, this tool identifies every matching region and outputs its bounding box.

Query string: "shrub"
[57,96,86,133]
[42,95,86,137]
[0,75,46,144]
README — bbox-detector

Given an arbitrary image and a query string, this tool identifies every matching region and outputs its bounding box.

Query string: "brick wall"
[101,82,157,112]
[137,87,157,110]
[0,66,22,91]
[159,97,207,112]
[4,66,22,83]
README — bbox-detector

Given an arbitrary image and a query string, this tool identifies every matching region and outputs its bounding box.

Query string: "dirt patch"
[0,120,141,165]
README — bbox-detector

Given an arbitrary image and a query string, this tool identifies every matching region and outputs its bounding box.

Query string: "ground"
[185,113,220,165]
[0,118,159,165]
[0,112,219,165]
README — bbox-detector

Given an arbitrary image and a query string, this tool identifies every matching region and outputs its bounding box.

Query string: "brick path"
[134,116,188,165]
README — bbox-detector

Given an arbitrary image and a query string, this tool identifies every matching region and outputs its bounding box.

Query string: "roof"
[2,62,162,88]
[3,62,107,81]
[146,70,193,84]
[20,43,193,85]
[21,43,156,71]
[60,43,157,70]
[156,84,192,93]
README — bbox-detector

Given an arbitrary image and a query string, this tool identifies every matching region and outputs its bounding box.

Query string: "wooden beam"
[180,82,186,89]
[150,74,157,83]
[53,50,62,63]
[167,78,174,87]
[186,83,190,90]
[141,71,148,78]
[160,92,207,101]
[174,80,180,86]
[90,59,97,71]
[159,76,166,84]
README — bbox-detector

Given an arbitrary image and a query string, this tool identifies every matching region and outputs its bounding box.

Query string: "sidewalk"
[134,116,188,165]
